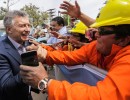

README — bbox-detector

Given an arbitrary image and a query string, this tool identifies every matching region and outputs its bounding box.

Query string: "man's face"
[7,16,31,44]
[50,21,62,31]
[96,26,117,56]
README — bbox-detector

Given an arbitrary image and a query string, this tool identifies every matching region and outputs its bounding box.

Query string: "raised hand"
[60,0,81,18]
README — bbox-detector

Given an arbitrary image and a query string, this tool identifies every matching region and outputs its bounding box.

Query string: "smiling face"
[7,16,31,44]
[50,21,63,31]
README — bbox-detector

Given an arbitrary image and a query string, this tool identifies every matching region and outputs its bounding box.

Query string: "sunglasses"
[98,27,116,36]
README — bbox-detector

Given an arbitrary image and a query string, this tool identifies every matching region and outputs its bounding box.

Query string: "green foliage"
[62,14,70,26]
[0,1,49,26]
[21,3,49,27]
[0,7,7,20]
[0,0,19,20]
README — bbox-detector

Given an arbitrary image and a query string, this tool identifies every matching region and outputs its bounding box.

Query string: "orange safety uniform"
[46,41,130,100]
[41,43,75,51]
[41,44,55,51]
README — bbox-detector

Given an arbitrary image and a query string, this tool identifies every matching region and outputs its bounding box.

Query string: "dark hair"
[51,16,65,26]
[79,34,89,43]
[110,24,130,39]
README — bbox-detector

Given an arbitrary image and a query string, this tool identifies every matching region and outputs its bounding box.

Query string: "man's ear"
[116,36,130,47]
[6,27,12,34]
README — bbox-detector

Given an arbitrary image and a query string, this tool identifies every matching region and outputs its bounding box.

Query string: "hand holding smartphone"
[21,50,39,66]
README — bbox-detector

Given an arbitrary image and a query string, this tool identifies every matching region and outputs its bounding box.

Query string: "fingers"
[37,46,47,61]
[29,39,39,45]
[20,67,33,83]
[20,65,34,72]
[20,70,30,78]
[20,62,48,88]
[75,0,80,8]
[37,46,43,57]
[60,1,74,11]
[60,6,69,13]
[60,3,69,9]
[50,31,59,37]
[60,3,73,11]
[20,62,45,77]
[63,1,73,7]
[26,44,38,51]
[39,62,44,68]
[60,11,68,15]
[21,75,36,88]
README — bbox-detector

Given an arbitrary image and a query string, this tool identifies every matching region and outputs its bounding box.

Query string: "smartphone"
[21,50,39,66]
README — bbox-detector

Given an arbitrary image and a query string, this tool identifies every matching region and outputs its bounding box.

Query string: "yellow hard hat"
[69,21,88,34]
[91,0,130,28]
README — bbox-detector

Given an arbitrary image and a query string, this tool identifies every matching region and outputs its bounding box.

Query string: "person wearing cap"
[67,21,89,49]
[20,0,130,100]
[53,21,88,50]
[33,21,88,51]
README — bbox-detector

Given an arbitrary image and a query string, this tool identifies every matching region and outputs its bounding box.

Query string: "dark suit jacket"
[0,36,32,100]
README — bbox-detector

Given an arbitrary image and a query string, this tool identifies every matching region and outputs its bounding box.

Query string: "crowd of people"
[0,0,130,100]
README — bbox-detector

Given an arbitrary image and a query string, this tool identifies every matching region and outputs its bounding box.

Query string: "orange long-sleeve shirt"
[46,41,130,100]
[41,43,74,51]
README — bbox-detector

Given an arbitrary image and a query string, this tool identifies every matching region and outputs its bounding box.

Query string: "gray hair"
[3,10,29,28]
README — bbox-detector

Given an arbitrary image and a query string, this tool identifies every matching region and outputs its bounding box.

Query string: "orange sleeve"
[46,41,97,66]
[48,62,130,100]
[40,44,55,51]
[48,80,100,100]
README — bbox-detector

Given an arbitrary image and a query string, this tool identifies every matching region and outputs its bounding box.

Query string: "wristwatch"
[38,77,50,92]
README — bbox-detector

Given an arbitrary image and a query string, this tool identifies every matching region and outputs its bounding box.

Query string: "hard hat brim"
[91,17,130,28]
[69,30,85,34]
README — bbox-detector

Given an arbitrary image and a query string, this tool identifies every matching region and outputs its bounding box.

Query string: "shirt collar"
[58,26,67,34]
[8,36,22,50]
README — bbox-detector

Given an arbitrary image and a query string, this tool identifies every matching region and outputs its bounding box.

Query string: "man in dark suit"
[0,10,33,100]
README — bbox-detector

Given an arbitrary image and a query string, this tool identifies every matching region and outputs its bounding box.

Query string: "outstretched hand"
[26,44,38,51]
[29,39,40,45]
[60,0,81,18]
[37,46,48,62]
[50,31,60,38]
[68,39,85,48]
[26,44,47,63]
